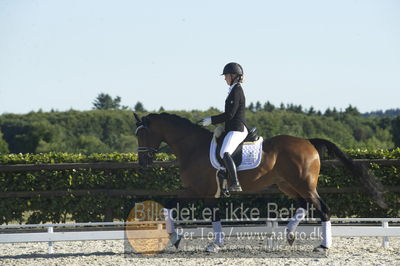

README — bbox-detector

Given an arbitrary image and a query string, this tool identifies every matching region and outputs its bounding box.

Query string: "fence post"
[48,226,54,254]
[382,221,389,248]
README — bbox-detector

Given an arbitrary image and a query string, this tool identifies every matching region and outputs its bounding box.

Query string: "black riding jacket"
[211,83,247,132]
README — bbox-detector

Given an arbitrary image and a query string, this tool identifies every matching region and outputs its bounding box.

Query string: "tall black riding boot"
[222,152,242,192]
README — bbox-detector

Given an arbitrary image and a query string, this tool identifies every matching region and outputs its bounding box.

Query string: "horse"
[133,112,387,252]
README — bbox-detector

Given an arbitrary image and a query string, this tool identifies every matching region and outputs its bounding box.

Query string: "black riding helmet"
[222,62,243,76]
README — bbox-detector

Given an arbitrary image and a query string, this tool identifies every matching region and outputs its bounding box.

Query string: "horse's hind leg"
[279,176,332,249]
[309,195,332,250]
[277,183,308,246]
[298,190,332,250]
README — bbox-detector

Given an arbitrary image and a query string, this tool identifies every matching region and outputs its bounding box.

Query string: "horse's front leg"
[162,206,182,249]
[163,188,201,249]
[163,195,192,249]
[204,199,224,252]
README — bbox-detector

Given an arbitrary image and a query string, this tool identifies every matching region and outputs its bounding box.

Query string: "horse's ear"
[133,112,142,123]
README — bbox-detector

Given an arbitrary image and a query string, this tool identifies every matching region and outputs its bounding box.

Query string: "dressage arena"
[1,219,400,265]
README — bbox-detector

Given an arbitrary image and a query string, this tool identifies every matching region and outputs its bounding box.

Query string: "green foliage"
[92,93,127,110]
[134,101,146,112]
[0,130,8,153]
[263,101,275,112]
[391,116,400,147]
[0,110,139,154]
[364,108,400,117]
[318,148,400,217]
[0,152,180,224]
[0,150,399,224]
[344,104,361,116]
[0,106,398,155]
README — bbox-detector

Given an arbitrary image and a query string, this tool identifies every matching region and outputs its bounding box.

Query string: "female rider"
[201,62,248,192]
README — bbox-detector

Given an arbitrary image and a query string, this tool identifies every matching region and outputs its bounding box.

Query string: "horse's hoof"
[205,242,223,253]
[229,184,242,192]
[169,232,182,249]
[313,244,329,252]
[174,237,182,249]
[287,231,295,246]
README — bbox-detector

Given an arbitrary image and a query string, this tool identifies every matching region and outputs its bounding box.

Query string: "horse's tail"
[308,138,387,209]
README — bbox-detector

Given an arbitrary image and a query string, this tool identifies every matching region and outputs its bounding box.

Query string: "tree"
[325,107,340,119]
[286,103,303,113]
[378,117,391,130]
[263,101,275,112]
[93,93,123,110]
[0,119,56,153]
[0,103,398,153]
[255,101,262,112]
[308,106,316,115]
[344,105,360,116]
[247,102,255,113]
[324,108,332,117]
[0,130,9,153]
[391,116,400,147]
[134,101,146,112]
[159,106,165,112]
[76,135,110,154]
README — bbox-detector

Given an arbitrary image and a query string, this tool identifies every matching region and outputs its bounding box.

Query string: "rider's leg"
[219,129,248,159]
[220,129,247,192]
[222,152,241,191]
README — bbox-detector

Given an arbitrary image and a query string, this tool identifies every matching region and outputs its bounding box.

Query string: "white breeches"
[220,128,248,159]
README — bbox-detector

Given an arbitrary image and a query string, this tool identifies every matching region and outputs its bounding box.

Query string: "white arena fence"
[0,218,399,254]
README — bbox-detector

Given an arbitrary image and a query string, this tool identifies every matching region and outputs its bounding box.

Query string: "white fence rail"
[1,218,399,254]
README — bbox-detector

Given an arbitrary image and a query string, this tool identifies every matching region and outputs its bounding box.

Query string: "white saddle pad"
[209,135,264,171]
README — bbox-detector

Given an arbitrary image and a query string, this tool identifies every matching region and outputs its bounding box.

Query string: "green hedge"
[0,149,399,224]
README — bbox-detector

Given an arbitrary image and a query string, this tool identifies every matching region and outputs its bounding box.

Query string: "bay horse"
[133,112,386,252]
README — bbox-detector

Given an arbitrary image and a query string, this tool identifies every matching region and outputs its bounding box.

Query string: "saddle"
[215,127,259,167]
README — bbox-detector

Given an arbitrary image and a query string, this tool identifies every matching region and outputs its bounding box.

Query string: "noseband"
[135,125,158,158]
[137,146,158,156]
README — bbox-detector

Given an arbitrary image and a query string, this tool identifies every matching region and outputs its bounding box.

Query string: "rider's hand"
[200,117,212,126]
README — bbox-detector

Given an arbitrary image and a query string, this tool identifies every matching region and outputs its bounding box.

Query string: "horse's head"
[134,113,163,167]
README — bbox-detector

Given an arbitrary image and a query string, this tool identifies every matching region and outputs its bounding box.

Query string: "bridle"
[135,125,158,159]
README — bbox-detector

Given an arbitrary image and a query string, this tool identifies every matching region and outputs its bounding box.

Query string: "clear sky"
[0,0,399,114]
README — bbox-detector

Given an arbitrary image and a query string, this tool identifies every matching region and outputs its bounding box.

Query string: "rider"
[201,62,248,192]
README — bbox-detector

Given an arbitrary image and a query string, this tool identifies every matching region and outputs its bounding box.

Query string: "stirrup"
[223,188,230,197]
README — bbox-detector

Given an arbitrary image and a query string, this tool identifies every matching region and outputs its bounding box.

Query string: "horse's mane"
[146,112,211,134]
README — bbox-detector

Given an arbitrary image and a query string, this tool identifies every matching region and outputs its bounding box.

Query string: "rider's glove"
[200,117,212,126]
